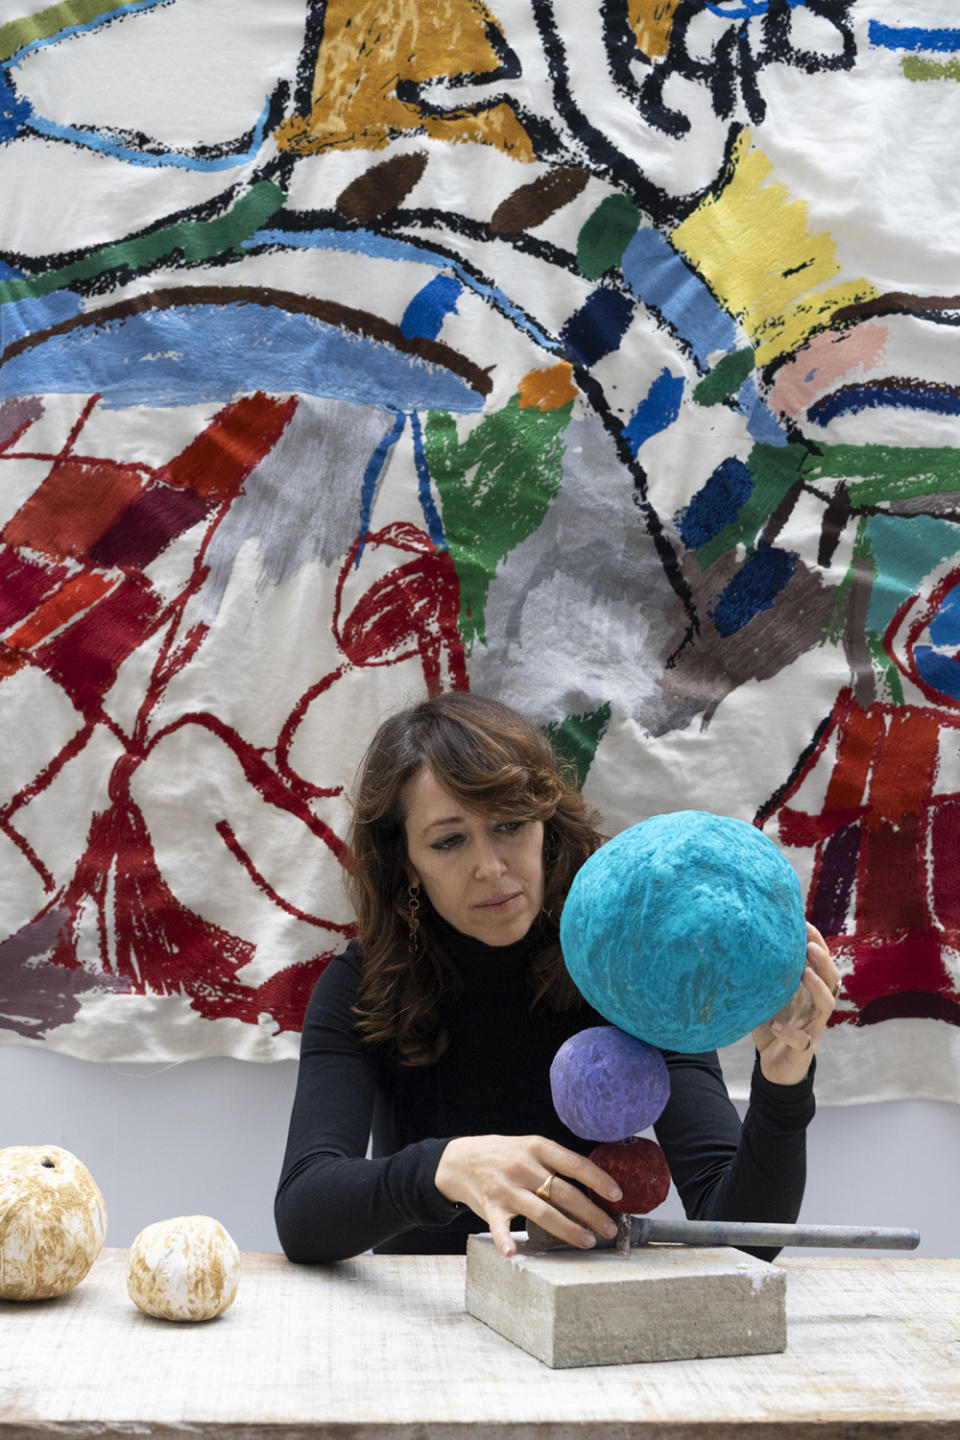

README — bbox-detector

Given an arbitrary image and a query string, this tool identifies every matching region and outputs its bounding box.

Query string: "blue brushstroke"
[739,373,788,446]
[928,579,960,647]
[561,287,635,367]
[24,91,273,170]
[677,457,753,549]
[913,646,960,701]
[401,275,462,341]
[707,0,806,15]
[0,303,486,413]
[622,367,684,455]
[621,227,737,370]
[0,290,85,348]
[356,411,406,566]
[809,383,960,427]
[868,21,960,52]
[410,412,446,549]
[2,0,169,67]
[0,69,32,141]
[710,547,797,637]
[865,514,960,639]
[246,227,561,353]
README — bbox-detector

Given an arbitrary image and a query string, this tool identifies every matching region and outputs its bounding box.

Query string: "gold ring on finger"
[534,1172,555,1202]
[831,977,841,999]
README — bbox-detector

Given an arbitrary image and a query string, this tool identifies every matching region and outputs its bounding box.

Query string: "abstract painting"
[1,0,958,1100]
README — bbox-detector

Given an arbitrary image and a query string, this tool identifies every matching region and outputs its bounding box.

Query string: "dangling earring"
[407,882,421,953]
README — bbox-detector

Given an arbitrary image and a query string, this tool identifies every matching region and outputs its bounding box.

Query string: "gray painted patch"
[198,395,394,620]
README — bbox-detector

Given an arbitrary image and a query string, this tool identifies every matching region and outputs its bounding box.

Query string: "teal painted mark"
[864,513,960,638]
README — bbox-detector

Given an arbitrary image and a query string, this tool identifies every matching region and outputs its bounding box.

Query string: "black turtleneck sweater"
[274,922,815,1263]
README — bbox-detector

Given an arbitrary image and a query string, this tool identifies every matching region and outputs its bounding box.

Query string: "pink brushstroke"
[770,323,889,418]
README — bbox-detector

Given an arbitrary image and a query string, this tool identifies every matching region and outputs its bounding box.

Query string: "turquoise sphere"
[559,811,807,1052]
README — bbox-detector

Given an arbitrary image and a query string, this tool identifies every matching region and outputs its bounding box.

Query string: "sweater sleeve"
[653,1048,816,1260]
[274,947,463,1263]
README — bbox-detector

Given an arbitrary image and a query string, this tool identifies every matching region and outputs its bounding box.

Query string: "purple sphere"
[550,1026,670,1142]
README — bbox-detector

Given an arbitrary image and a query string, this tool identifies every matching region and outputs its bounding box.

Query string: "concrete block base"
[465,1233,786,1368]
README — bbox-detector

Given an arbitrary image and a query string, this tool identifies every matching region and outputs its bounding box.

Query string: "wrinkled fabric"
[0,2,958,1101]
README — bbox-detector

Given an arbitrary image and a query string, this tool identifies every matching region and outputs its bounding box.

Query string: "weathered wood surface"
[1,1250,958,1438]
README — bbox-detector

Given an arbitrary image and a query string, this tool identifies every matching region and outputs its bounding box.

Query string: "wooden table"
[2,1250,958,1438]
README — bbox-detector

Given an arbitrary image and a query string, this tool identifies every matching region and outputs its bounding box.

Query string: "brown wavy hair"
[347,691,604,1065]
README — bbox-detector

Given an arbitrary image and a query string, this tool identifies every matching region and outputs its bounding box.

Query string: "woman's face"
[402,767,545,947]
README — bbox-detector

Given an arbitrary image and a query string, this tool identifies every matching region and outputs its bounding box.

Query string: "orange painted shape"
[628,0,681,60]
[165,392,297,499]
[822,702,884,812]
[5,569,116,650]
[868,708,941,824]
[517,362,578,410]
[274,0,534,160]
[3,461,148,561]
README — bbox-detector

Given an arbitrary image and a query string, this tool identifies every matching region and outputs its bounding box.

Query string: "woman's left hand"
[752,923,839,1084]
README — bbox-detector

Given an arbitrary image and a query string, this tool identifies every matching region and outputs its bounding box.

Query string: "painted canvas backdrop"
[1,0,959,1102]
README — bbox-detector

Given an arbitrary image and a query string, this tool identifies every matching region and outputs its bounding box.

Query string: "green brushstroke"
[696,442,805,569]
[902,55,960,82]
[693,346,755,406]
[0,181,286,307]
[866,629,904,705]
[544,702,611,789]
[576,195,641,280]
[800,444,960,507]
[425,396,573,652]
[825,517,870,646]
[0,0,127,61]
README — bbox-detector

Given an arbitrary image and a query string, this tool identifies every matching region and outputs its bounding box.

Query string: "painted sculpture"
[560,810,807,1052]
[0,1145,107,1299]
[127,1215,240,1321]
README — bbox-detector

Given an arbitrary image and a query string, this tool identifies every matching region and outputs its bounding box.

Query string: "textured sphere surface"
[0,1145,107,1300]
[127,1215,240,1321]
[588,1138,671,1216]
[560,810,807,1051]
[550,1026,670,1141]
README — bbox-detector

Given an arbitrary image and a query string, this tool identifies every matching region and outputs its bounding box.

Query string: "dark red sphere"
[588,1137,671,1215]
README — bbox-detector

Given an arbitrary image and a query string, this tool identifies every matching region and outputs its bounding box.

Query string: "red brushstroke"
[0,548,70,630]
[276,523,468,799]
[41,757,338,1032]
[165,393,297,497]
[763,688,960,1027]
[3,459,149,560]
[334,522,468,693]
[0,392,473,1040]
[7,569,118,649]
[216,820,354,933]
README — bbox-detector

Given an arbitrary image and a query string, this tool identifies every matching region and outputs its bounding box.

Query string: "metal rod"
[627,1217,920,1250]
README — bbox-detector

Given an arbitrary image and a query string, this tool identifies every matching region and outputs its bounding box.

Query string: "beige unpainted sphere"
[127,1215,240,1321]
[0,1145,108,1300]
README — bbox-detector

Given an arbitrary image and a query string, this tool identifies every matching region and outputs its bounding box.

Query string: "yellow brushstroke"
[671,132,879,367]
[628,0,681,61]
[276,0,533,159]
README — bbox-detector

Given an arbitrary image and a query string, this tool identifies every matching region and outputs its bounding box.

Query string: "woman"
[275,691,837,1263]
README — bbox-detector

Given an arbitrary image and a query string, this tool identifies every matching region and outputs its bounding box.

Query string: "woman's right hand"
[434,1134,623,1257]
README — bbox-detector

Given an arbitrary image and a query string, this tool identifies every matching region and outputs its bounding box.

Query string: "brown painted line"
[832,292,960,324]
[0,284,494,397]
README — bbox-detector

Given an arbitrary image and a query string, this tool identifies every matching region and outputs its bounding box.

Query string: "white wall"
[2,1044,956,1258]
